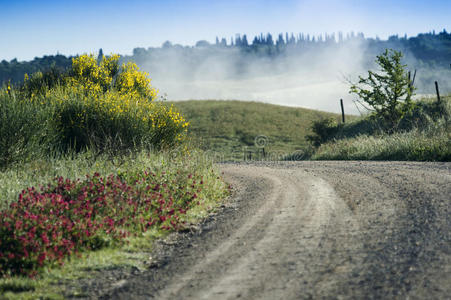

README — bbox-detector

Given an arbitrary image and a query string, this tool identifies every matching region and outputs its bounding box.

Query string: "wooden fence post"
[340,99,345,123]
[435,81,441,104]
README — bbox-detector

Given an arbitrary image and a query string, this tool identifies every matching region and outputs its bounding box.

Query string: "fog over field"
[130,37,451,116]
[136,41,365,115]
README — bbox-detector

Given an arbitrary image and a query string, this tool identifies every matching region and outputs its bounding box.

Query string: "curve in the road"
[105,162,450,300]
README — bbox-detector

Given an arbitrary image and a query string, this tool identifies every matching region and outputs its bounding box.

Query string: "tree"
[195,40,210,47]
[350,49,415,131]
[266,33,274,45]
[162,41,173,48]
[97,48,104,63]
[276,33,285,47]
[235,34,242,47]
[242,34,249,47]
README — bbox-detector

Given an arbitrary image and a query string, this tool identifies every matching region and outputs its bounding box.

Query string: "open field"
[168,100,353,160]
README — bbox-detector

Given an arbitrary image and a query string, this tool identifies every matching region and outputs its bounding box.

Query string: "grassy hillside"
[169,100,350,160]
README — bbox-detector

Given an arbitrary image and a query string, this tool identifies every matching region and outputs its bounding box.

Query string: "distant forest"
[2,30,451,88]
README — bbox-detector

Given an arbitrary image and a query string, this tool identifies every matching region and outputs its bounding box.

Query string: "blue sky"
[1,0,450,61]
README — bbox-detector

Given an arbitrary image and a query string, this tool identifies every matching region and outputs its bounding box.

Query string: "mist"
[126,36,451,116]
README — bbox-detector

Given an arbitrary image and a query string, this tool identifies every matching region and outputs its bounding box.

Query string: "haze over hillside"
[124,31,451,114]
[141,40,366,114]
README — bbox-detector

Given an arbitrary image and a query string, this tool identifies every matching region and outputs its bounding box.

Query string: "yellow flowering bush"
[68,54,111,94]
[11,53,189,153]
[68,54,157,100]
[115,62,158,99]
[51,86,188,151]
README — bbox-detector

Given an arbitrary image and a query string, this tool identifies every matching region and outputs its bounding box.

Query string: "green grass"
[168,100,348,160]
[306,96,451,161]
[312,127,451,161]
[0,91,56,168]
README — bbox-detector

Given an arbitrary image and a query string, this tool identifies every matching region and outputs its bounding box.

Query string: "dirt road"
[101,161,450,299]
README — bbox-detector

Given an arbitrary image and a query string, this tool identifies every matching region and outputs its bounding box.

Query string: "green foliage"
[47,89,185,153]
[0,55,72,86]
[305,118,340,147]
[350,49,415,131]
[19,67,67,98]
[398,97,450,130]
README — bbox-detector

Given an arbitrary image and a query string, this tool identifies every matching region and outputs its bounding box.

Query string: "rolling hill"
[169,100,352,160]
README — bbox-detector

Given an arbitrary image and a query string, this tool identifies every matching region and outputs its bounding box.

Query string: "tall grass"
[312,126,450,161]
[308,96,451,161]
[0,91,56,168]
[0,148,220,210]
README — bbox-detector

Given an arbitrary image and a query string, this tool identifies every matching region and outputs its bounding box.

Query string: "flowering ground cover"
[0,150,227,298]
[0,168,209,277]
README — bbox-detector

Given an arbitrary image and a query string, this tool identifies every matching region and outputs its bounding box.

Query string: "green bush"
[19,67,67,99]
[306,117,340,147]
[350,49,414,132]
[398,97,450,130]
[297,96,450,161]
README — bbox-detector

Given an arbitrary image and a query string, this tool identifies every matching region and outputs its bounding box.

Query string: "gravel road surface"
[98,161,450,299]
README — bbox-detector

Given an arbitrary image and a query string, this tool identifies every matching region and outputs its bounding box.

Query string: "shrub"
[305,117,339,147]
[398,97,450,130]
[19,67,67,99]
[67,54,157,100]
[48,87,188,152]
[0,53,189,164]
[350,49,415,131]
